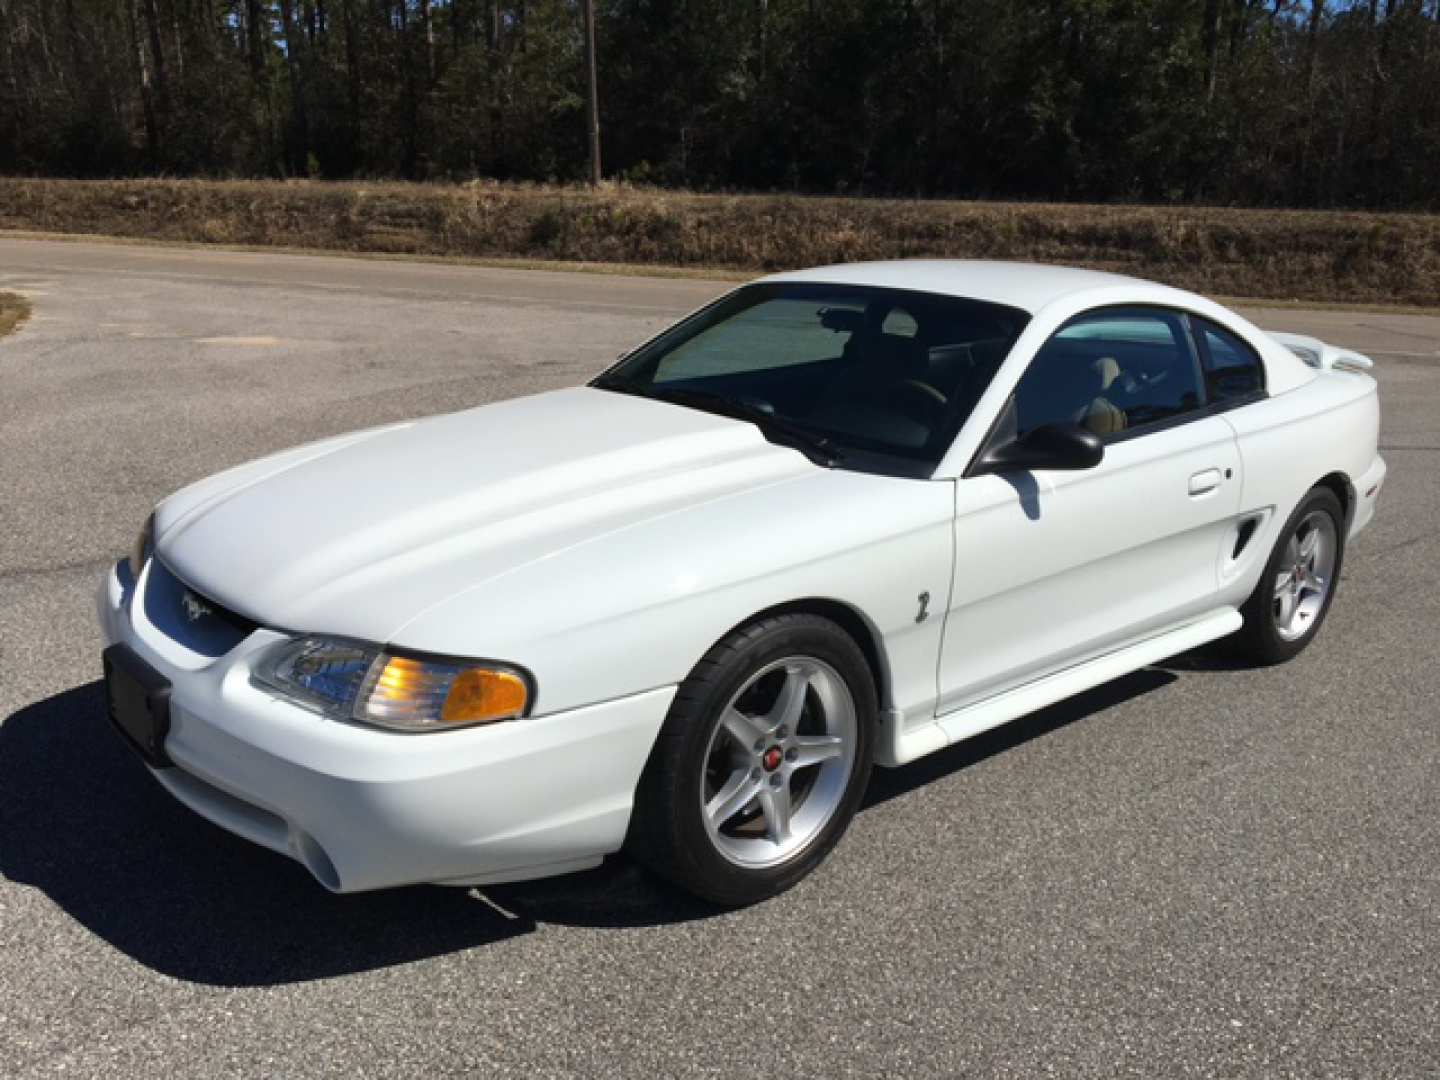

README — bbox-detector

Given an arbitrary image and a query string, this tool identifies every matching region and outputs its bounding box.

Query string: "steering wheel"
[883,378,949,427]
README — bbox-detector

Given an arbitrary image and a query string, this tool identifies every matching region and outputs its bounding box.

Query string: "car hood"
[156,387,813,641]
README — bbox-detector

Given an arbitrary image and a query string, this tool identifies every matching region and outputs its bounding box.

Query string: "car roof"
[758,260,1161,315]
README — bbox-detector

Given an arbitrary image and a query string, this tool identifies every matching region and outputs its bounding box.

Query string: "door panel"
[937,415,1242,715]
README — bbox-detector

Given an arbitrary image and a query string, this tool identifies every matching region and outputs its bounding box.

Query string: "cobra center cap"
[762,746,784,772]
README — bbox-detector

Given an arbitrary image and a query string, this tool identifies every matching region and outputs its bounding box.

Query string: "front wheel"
[627,614,876,906]
[1233,486,1345,665]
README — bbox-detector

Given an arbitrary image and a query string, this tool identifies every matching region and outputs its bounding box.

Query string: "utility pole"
[582,0,601,185]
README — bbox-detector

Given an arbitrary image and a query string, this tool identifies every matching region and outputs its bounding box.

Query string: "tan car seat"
[1082,356,1127,434]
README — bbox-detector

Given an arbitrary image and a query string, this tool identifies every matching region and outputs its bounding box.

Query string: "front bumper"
[97,561,673,892]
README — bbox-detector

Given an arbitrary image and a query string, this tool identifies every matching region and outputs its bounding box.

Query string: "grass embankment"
[0,291,32,339]
[2,178,1438,306]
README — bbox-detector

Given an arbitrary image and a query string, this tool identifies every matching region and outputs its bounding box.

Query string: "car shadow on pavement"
[1153,643,1256,673]
[863,666,1177,809]
[2,667,1178,986]
[0,681,726,987]
[0,682,550,986]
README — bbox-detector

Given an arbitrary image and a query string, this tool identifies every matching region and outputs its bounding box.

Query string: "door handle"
[1189,468,1223,496]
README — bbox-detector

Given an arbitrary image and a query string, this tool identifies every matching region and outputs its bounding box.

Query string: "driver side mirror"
[973,422,1104,475]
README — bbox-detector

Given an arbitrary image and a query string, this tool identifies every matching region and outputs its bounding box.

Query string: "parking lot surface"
[2,237,1438,1078]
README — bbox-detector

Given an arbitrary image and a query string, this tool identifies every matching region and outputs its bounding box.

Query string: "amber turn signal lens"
[441,668,528,725]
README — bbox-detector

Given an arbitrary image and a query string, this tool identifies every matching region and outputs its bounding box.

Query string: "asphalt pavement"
[2,237,1438,1078]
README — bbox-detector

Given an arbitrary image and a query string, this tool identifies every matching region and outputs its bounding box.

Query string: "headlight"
[130,512,155,578]
[251,635,530,732]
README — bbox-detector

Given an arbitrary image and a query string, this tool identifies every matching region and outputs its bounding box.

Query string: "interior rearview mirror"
[974,422,1104,475]
[818,307,866,334]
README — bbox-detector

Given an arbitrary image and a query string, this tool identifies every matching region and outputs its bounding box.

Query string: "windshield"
[593,283,1029,474]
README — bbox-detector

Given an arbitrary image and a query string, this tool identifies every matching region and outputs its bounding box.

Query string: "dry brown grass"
[0,290,33,339]
[2,178,1438,306]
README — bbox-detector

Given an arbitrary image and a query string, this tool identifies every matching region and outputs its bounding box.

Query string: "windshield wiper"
[600,381,841,467]
[652,388,844,467]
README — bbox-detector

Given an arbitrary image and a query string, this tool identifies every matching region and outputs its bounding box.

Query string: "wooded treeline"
[2,1,1438,209]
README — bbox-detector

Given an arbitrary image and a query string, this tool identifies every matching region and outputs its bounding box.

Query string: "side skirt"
[880,608,1243,767]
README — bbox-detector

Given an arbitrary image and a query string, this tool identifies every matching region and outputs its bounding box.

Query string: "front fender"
[391,469,957,725]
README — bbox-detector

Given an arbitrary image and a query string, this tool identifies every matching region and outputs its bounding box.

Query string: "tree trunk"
[63,0,87,85]
[1299,0,1326,202]
[342,0,362,124]
[0,0,20,106]
[1227,0,1251,63]
[419,0,435,83]
[929,0,950,192]
[581,0,601,184]
[488,0,503,173]
[141,0,170,122]
[1304,0,1326,96]
[756,0,768,82]
[1202,0,1223,101]
[278,0,312,173]
[172,0,185,79]
[245,0,264,82]
[128,0,159,159]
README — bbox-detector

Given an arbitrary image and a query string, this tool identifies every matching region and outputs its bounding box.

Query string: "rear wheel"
[628,614,875,906]
[1233,487,1345,665]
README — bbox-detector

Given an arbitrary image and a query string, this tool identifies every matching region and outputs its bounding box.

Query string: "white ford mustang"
[98,261,1385,904]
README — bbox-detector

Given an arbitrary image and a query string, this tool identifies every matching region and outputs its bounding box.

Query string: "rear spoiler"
[1268,332,1374,373]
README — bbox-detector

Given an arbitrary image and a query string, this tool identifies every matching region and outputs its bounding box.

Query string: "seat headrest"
[1093,355,1121,389]
[845,332,926,377]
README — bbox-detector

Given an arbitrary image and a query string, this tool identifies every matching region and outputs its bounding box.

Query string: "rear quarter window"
[1194,318,1265,403]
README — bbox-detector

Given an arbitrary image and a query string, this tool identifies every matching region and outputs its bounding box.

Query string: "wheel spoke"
[1275,587,1297,628]
[720,707,766,748]
[764,665,810,734]
[1284,535,1299,566]
[790,734,843,769]
[758,782,793,844]
[1273,570,1293,599]
[1298,527,1320,563]
[706,770,762,828]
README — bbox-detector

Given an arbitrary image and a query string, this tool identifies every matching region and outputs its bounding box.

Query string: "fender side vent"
[1233,519,1258,559]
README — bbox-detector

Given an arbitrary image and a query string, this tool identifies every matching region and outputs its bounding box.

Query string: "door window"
[1014,309,1203,439]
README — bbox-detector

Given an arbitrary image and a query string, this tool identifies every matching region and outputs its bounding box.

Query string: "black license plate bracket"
[103,644,173,768]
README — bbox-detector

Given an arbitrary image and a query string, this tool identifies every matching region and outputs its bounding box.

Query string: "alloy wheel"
[1273,509,1338,642]
[699,656,858,869]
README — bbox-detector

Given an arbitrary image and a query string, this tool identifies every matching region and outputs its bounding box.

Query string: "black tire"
[1233,486,1346,665]
[627,613,877,906]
